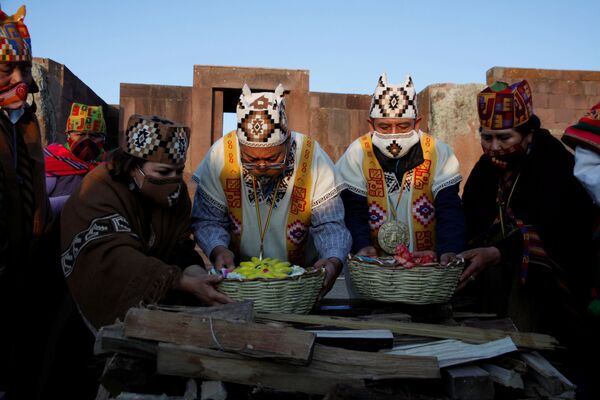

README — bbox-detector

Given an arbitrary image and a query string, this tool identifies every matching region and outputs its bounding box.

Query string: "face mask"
[574,146,600,204]
[483,142,527,170]
[69,137,103,161]
[133,168,182,208]
[371,130,420,159]
[0,81,28,109]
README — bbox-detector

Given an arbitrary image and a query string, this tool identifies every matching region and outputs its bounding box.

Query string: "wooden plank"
[492,356,527,374]
[480,363,524,389]
[94,323,157,359]
[460,318,518,332]
[308,329,394,351]
[452,312,497,319]
[124,308,315,365]
[256,313,558,350]
[148,300,254,322]
[360,312,412,322]
[157,342,439,395]
[520,351,575,395]
[388,337,518,368]
[444,365,494,400]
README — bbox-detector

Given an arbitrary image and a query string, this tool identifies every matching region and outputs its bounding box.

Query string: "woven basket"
[217,268,325,314]
[348,255,464,304]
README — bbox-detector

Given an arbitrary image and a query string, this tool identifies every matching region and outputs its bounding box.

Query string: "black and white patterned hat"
[370,73,418,119]
[121,114,190,164]
[236,84,289,147]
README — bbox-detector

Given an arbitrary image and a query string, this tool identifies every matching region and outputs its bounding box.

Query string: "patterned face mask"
[483,142,527,170]
[69,137,103,161]
[371,130,420,159]
[133,168,182,208]
[0,81,28,109]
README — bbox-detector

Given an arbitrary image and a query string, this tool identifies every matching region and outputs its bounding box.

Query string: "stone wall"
[119,83,192,135]
[117,65,600,185]
[417,83,485,187]
[32,58,119,148]
[487,67,600,136]
[309,92,371,161]
[189,65,310,173]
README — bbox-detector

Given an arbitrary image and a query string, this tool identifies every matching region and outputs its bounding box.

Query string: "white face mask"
[574,146,600,205]
[371,130,420,159]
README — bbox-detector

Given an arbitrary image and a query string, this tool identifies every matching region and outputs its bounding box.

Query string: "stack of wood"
[95,302,576,400]
[255,312,574,400]
[95,302,439,399]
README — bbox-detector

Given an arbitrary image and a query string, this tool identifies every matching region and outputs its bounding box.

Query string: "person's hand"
[456,247,501,291]
[440,252,458,266]
[356,246,377,257]
[313,257,343,301]
[210,245,235,271]
[175,265,234,305]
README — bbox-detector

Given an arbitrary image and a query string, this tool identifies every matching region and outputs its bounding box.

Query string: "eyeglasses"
[242,150,288,171]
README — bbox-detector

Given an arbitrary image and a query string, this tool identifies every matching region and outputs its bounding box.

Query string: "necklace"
[377,171,410,254]
[498,172,521,237]
[252,176,281,260]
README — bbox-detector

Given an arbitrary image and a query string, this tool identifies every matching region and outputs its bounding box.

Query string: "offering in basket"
[216,256,325,314]
[348,246,465,305]
[224,257,306,280]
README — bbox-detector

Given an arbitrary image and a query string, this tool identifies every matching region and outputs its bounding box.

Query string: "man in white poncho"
[335,73,465,264]
[192,84,351,298]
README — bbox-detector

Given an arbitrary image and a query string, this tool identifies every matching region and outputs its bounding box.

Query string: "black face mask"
[483,142,527,170]
[133,168,182,208]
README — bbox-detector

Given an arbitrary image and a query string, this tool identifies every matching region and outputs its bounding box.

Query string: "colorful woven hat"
[236,83,289,147]
[477,81,533,130]
[370,73,417,119]
[66,103,106,134]
[122,114,190,164]
[562,102,600,152]
[0,5,31,62]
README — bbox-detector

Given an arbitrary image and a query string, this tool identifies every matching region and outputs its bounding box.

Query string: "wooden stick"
[256,313,558,350]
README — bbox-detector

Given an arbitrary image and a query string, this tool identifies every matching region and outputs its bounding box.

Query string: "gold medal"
[377,220,409,254]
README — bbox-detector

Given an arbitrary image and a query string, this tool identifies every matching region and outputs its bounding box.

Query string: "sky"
[5,0,600,108]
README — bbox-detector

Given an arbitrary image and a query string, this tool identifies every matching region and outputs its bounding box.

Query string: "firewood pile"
[93,301,576,400]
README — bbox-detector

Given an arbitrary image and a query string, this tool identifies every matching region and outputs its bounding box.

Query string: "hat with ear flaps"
[477,80,533,130]
[236,83,289,147]
[369,73,418,119]
[0,5,31,62]
[66,103,106,134]
[562,102,600,153]
[121,114,190,164]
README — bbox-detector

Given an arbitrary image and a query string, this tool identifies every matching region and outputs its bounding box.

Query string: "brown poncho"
[61,164,191,330]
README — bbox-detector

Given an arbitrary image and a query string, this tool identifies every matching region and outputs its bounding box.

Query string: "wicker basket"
[217,268,325,314]
[347,255,464,304]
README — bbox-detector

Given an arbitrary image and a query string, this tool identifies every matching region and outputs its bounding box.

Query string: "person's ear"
[414,117,422,132]
[367,118,375,132]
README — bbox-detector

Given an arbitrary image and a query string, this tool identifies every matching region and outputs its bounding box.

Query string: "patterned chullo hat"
[236,83,289,147]
[122,114,190,164]
[478,81,533,130]
[0,5,31,62]
[66,103,106,134]
[562,102,600,152]
[370,73,418,119]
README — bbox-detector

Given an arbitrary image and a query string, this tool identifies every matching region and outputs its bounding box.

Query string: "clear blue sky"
[7,0,600,106]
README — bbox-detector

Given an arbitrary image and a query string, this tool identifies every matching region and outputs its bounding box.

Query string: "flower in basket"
[393,244,435,268]
[226,257,305,280]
